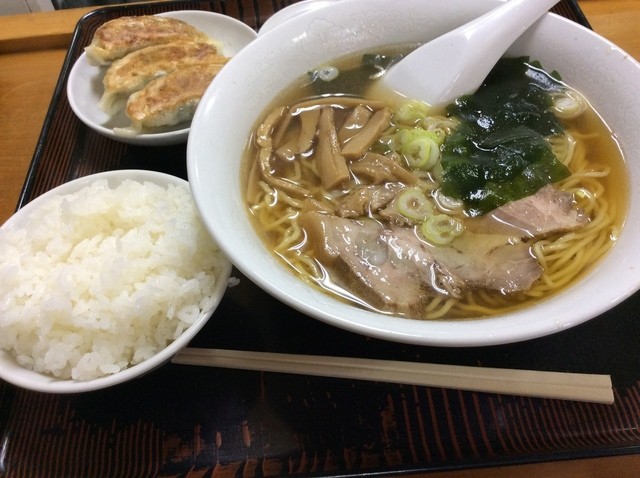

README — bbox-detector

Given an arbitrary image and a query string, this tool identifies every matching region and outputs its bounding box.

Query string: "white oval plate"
[67,11,257,146]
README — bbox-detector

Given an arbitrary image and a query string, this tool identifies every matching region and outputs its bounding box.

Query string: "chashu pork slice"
[100,41,224,114]
[299,211,542,315]
[336,183,405,218]
[117,62,228,135]
[85,15,214,65]
[466,184,588,239]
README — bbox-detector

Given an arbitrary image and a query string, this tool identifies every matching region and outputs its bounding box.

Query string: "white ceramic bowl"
[188,0,640,346]
[258,0,340,35]
[0,170,232,393]
[67,10,257,146]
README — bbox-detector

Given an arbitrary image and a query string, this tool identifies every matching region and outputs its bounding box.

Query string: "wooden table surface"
[1,1,640,476]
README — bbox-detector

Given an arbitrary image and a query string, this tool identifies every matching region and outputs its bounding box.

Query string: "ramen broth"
[243,50,627,320]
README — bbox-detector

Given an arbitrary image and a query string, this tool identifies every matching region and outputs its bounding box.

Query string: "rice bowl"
[0,170,231,393]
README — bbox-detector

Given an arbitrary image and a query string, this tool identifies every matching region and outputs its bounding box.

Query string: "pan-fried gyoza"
[117,61,228,135]
[85,15,215,65]
[100,41,223,114]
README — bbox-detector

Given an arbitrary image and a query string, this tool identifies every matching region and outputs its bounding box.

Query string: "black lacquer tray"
[5,1,640,477]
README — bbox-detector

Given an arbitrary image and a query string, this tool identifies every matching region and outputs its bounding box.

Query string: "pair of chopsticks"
[171,348,614,404]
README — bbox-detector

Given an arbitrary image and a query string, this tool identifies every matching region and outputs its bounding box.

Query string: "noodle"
[524,136,621,299]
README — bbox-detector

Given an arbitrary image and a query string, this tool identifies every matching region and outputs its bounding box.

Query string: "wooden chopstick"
[172,348,614,404]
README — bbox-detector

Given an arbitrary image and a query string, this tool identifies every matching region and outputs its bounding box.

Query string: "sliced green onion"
[420,214,464,245]
[396,187,433,221]
[403,136,440,170]
[392,128,442,171]
[433,188,465,213]
[315,66,339,82]
[550,88,586,119]
[394,100,431,125]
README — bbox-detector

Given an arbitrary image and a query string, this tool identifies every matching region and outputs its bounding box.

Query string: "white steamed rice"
[0,178,226,381]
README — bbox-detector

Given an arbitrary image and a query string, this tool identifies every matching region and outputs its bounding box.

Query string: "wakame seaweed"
[441,57,571,216]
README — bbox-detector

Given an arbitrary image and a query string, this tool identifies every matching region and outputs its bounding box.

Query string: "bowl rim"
[0,170,232,393]
[188,0,640,347]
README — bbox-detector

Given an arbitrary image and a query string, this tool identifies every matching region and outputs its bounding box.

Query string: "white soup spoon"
[381,0,561,107]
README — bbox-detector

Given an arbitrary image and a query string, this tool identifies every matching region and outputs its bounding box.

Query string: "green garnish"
[393,128,442,171]
[396,187,433,221]
[420,214,464,245]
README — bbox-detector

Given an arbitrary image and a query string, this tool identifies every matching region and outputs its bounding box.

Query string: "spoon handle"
[383,0,561,107]
[465,0,561,51]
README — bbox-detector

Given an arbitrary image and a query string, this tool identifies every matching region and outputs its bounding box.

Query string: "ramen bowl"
[188,0,640,346]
